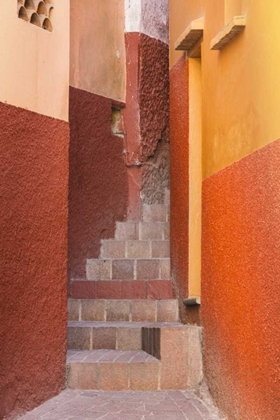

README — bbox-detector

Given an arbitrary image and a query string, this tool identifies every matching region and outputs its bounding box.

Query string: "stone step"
[142,204,169,222]
[86,258,170,280]
[67,349,160,391]
[67,321,183,351]
[68,298,178,322]
[115,221,170,240]
[100,240,170,259]
[67,323,203,390]
[68,279,173,300]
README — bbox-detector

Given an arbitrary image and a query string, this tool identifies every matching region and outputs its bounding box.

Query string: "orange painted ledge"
[210,16,246,50]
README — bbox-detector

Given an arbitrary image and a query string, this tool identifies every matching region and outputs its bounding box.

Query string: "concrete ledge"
[183,297,201,306]
[210,15,246,50]
[174,17,204,56]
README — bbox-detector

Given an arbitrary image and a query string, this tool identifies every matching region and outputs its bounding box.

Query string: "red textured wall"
[170,56,189,320]
[0,103,69,419]
[68,87,128,278]
[124,33,169,166]
[202,139,280,420]
[138,34,169,161]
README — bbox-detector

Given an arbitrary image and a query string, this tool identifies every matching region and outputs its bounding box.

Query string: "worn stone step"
[67,349,160,391]
[142,204,169,222]
[67,321,183,351]
[68,298,178,322]
[67,322,203,390]
[115,221,170,240]
[100,240,170,259]
[68,279,173,300]
[86,258,170,280]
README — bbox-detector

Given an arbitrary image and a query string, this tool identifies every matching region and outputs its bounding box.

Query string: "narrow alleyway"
[16,194,225,420]
[18,389,224,420]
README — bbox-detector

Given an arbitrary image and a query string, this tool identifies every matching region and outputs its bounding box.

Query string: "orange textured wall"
[202,139,280,420]
[170,56,189,320]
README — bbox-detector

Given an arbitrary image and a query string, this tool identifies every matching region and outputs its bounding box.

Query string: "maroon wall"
[123,33,169,218]
[0,103,69,419]
[202,139,280,420]
[68,87,128,279]
[124,33,169,166]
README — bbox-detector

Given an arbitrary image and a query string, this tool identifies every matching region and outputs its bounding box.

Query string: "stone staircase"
[67,192,203,391]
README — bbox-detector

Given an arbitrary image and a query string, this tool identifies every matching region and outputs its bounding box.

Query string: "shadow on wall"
[68,87,129,279]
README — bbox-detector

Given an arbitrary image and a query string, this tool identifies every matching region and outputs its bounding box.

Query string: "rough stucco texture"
[68,87,128,279]
[170,56,189,322]
[202,138,280,420]
[141,137,170,204]
[0,103,69,419]
[139,34,169,162]
[124,33,169,165]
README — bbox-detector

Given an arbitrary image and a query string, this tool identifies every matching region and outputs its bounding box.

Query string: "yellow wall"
[188,58,202,297]
[170,0,280,178]
[169,0,204,69]
[70,0,126,102]
[0,1,69,121]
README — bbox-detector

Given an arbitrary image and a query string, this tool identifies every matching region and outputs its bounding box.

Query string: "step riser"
[86,258,170,280]
[67,361,160,391]
[68,299,179,323]
[100,240,170,259]
[142,204,169,223]
[68,326,142,351]
[69,280,173,300]
[115,222,170,241]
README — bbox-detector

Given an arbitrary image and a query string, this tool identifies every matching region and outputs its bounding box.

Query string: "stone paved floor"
[19,389,225,420]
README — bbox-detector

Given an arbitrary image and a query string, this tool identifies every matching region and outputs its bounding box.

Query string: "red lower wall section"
[68,87,128,279]
[202,139,280,420]
[170,56,189,321]
[0,103,69,419]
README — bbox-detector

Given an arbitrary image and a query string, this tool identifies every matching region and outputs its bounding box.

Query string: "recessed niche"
[18,0,53,32]
[30,12,40,26]
[111,106,124,137]
[18,6,28,21]
[24,0,35,10]
[42,18,52,32]
[37,1,47,15]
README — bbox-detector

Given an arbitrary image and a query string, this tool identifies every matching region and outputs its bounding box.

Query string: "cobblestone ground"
[18,389,224,420]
